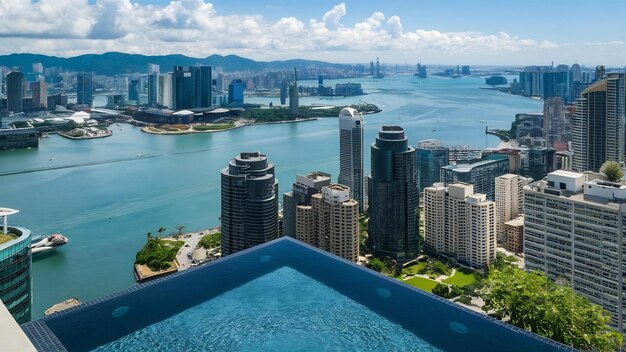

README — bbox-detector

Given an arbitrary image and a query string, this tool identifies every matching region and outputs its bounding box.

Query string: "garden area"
[0,233,17,245]
[135,236,184,271]
[192,122,234,131]
[198,232,221,249]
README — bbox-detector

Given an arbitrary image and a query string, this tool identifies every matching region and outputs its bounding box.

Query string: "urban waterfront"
[1,74,542,318]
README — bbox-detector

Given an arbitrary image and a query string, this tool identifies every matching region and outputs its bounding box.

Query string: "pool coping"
[22,237,576,351]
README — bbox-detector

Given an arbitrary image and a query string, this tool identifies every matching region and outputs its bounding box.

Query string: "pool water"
[94,267,440,352]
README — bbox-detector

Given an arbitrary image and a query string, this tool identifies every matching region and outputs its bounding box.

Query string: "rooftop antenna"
[294,67,297,82]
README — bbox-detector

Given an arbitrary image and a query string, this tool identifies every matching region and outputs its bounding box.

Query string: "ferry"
[31,234,69,254]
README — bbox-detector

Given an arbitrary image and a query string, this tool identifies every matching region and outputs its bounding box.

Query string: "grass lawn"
[401,262,427,276]
[402,276,439,292]
[443,270,477,287]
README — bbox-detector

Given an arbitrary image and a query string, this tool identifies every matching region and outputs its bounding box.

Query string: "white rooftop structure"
[173,110,194,116]
[0,207,19,235]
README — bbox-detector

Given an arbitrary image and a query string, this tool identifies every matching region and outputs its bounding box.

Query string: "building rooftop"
[21,237,573,352]
[442,154,507,173]
[549,169,583,179]
[505,215,524,227]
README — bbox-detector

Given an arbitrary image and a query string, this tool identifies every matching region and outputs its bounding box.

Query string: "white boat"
[31,234,68,254]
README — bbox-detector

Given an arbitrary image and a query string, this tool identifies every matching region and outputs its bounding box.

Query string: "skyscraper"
[295,183,359,262]
[282,171,331,238]
[128,79,140,102]
[542,97,567,148]
[441,154,510,200]
[157,73,173,108]
[423,183,496,269]
[228,79,244,104]
[416,139,449,192]
[0,207,32,324]
[279,77,288,105]
[368,126,419,261]
[524,170,626,333]
[147,74,158,106]
[289,81,299,115]
[30,80,47,109]
[147,63,160,75]
[338,107,364,212]
[7,71,24,113]
[221,152,278,256]
[571,73,625,172]
[172,66,212,110]
[495,174,530,246]
[76,73,93,106]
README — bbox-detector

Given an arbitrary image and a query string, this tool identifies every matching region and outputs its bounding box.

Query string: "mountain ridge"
[0,52,351,75]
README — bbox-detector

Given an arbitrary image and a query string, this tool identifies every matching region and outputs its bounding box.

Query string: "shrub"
[457,294,472,305]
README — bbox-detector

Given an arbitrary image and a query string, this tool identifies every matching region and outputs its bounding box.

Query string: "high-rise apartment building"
[157,73,172,108]
[495,174,531,246]
[441,154,509,200]
[295,184,359,262]
[0,207,32,324]
[30,80,47,109]
[76,73,93,106]
[7,71,24,113]
[172,66,212,110]
[338,107,364,213]
[147,74,158,106]
[423,183,496,269]
[524,170,626,332]
[571,73,625,172]
[282,171,332,238]
[368,126,419,261]
[128,79,140,102]
[220,152,278,256]
[416,139,449,192]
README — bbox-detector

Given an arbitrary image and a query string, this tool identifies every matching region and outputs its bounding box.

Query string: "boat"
[137,154,144,158]
[44,298,81,316]
[31,234,68,254]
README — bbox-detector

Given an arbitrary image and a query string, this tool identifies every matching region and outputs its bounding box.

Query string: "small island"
[243,103,381,123]
[141,122,238,135]
[58,127,112,140]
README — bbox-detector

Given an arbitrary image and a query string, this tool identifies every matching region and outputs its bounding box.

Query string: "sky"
[0,0,625,66]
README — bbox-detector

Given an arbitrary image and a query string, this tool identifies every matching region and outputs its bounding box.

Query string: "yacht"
[31,234,68,254]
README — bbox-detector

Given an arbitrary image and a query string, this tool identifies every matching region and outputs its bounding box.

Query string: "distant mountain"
[0,52,350,75]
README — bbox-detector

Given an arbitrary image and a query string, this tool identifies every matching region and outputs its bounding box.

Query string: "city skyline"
[0,1,625,65]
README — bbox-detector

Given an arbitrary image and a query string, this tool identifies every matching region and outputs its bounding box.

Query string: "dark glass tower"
[416,139,449,192]
[367,126,419,261]
[147,74,158,106]
[221,152,278,256]
[76,73,93,106]
[7,71,24,113]
[172,66,212,110]
[0,225,32,324]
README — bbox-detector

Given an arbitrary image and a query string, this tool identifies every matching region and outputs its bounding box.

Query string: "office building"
[228,79,244,104]
[147,63,160,75]
[0,207,32,324]
[338,107,364,212]
[147,74,158,106]
[279,78,288,105]
[172,66,212,110]
[289,81,299,115]
[495,174,530,246]
[295,184,359,262]
[543,97,567,148]
[282,171,331,238]
[157,73,173,108]
[128,79,140,102]
[30,80,46,109]
[524,170,626,332]
[423,183,496,269]
[543,66,569,101]
[76,73,93,107]
[221,152,278,256]
[571,73,625,172]
[7,71,24,113]
[368,126,419,261]
[441,154,509,200]
[416,139,449,192]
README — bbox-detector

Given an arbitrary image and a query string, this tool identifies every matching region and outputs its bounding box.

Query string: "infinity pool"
[22,237,573,352]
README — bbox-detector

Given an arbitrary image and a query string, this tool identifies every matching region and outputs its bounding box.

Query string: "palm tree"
[157,227,167,237]
[146,232,152,240]
[176,225,185,237]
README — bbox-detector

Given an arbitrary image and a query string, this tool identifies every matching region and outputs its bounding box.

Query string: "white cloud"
[0,1,578,64]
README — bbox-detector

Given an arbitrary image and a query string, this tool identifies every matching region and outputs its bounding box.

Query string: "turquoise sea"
[0,74,542,319]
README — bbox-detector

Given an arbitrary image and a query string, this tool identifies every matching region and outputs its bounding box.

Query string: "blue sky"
[2,0,625,65]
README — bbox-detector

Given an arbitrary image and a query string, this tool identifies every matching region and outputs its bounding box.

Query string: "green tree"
[481,266,622,351]
[432,283,450,298]
[601,161,624,182]
[367,258,385,272]
[157,227,167,237]
[176,225,185,237]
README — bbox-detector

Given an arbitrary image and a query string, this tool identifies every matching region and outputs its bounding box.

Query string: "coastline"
[57,130,113,140]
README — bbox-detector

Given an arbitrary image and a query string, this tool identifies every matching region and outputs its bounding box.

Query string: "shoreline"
[57,130,113,140]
